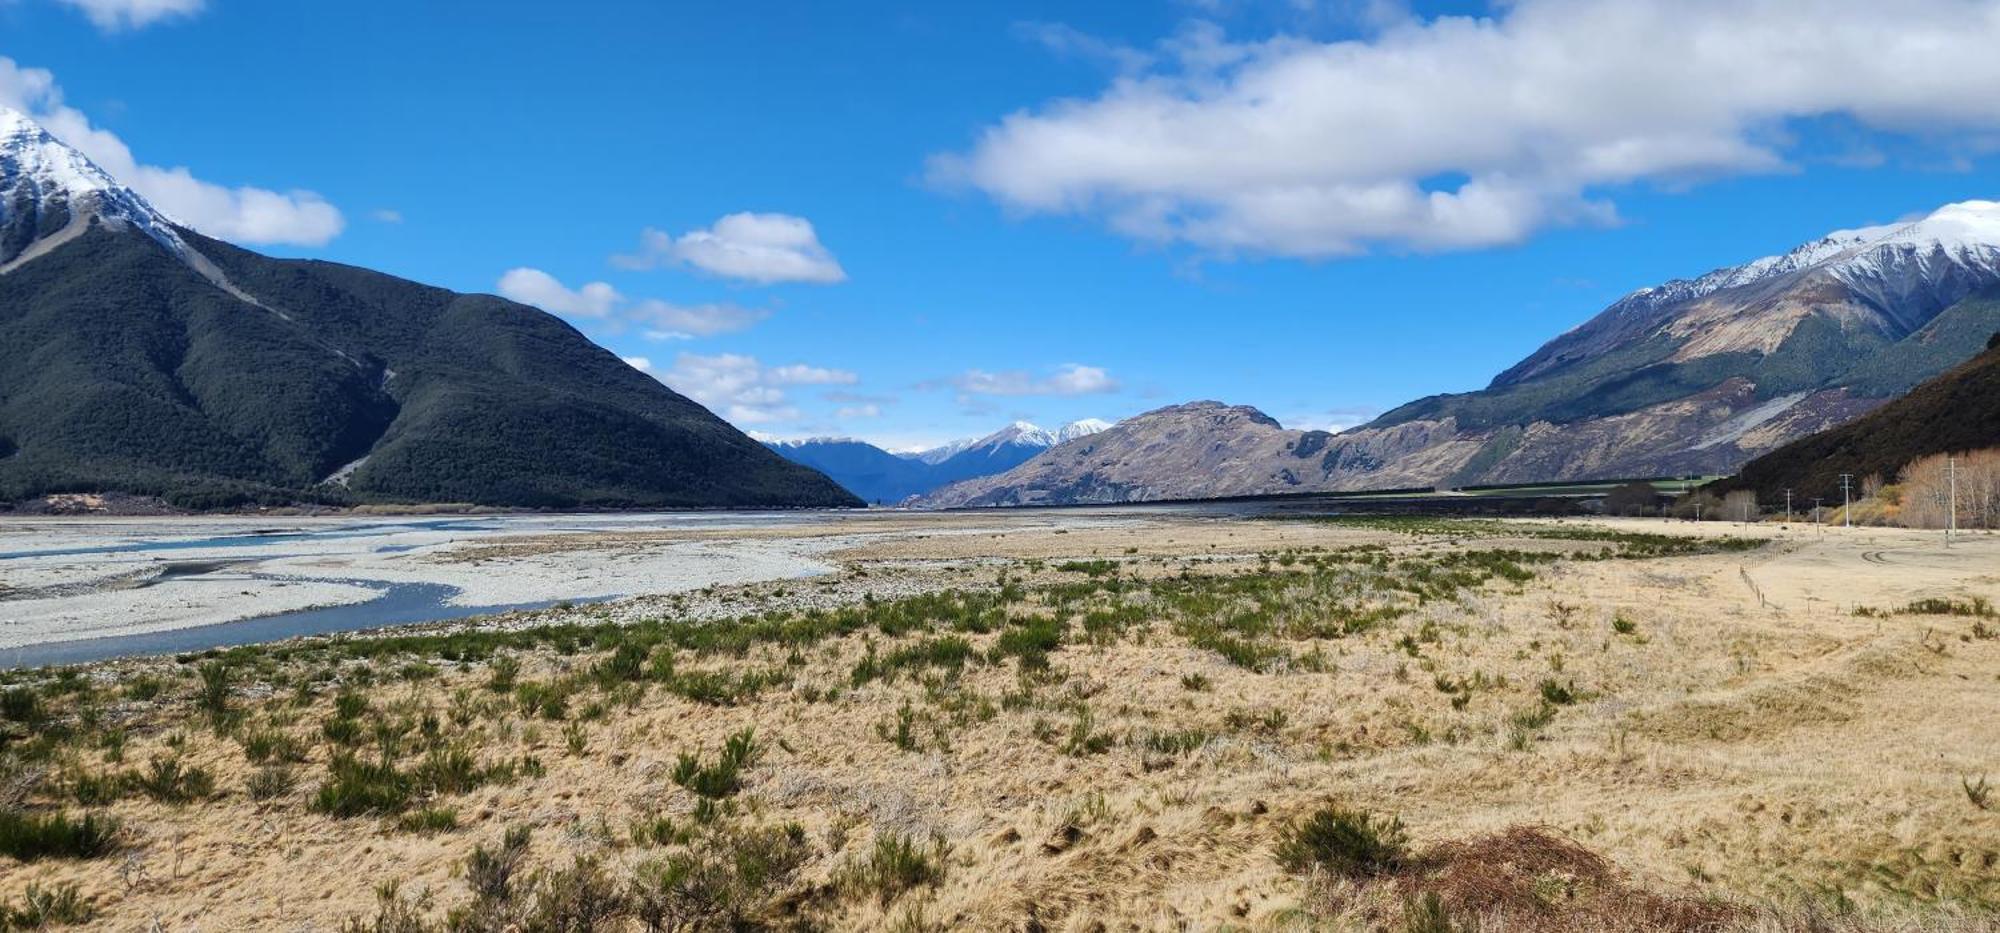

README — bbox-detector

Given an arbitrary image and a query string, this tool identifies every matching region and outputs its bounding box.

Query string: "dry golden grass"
[1,515,1996,931]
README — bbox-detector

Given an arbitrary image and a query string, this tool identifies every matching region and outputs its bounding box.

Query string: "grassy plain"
[0,513,1995,931]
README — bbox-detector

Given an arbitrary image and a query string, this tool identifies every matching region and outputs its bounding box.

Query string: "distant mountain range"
[918,201,2000,507]
[0,108,858,510]
[767,419,1109,504]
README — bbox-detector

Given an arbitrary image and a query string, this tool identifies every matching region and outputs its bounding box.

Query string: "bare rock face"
[920,202,2000,508]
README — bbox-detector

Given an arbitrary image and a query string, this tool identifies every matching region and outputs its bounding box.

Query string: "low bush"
[1274,805,1407,879]
[131,755,215,804]
[0,811,119,861]
[837,832,949,906]
[672,728,761,799]
[0,881,94,928]
[630,823,813,930]
[312,754,411,817]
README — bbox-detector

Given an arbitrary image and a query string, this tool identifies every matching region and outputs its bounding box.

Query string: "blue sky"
[6,0,2000,450]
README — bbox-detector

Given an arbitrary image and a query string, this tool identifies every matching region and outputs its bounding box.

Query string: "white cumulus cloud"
[613,212,847,284]
[496,268,622,319]
[0,57,343,246]
[949,363,1118,397]
[54,0,203,31]
[656,353,860,426]
[936,0,2000,258]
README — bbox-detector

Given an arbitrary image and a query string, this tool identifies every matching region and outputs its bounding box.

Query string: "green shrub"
[1274,805,1407,878]
[487,656,521,693]
[394,806,458,835]
[132,755,215,804]
[630,823,812,930]
[1537,678,1578,706]
[838,832,949,906]
[240,727,307,764]
[1903,597,1997,618]
[992,618,1063,670]
[594,642,648,686]
[312,754,411,817]
[672,728,761,799]
[58,767,128,806]
[520,856,625,930]
[465,826,533,904]
[196,661,233,725]
[248,764,297,802]
[0,881,95,928]
[0,811,119,861]
[0,687,44,725]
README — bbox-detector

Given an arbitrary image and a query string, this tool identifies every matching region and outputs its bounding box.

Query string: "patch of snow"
[767,436,869,448]
[907,437,978,464]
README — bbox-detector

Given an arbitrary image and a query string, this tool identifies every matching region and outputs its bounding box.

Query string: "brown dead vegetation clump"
[1409,825,1739,932]
[1289,816,1740,932]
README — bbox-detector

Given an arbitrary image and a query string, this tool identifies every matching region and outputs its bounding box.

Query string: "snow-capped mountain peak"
[0,107,268,308]
[0,107,192,271]
[902,417,1112,464]
[1616,199,2000,313]
[766,435,866,448]
[1500,197,2000,389]
[978,421,1058,449]
[1056,418,1113,442]
[904,437,977,465]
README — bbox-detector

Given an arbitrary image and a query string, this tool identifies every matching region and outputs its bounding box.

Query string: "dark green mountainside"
[0,226,859,510]
[1714,332,2000,501]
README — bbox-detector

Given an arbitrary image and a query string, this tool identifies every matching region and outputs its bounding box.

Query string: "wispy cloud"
[946,363,1118,397]
[495,269,768,339]
[53,0,203,32]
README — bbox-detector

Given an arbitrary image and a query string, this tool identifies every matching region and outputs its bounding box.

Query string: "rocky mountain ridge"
[919,201,2000,508]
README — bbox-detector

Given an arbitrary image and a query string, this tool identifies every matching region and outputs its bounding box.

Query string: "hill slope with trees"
[1713,331,2000,502]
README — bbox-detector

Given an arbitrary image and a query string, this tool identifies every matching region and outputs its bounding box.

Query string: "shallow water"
[3,574,614,668]
[0,510,841,668]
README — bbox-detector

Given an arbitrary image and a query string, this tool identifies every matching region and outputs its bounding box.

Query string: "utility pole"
[1948,455,1958,545]
[1783,488,1793,524]
[1812,498,1824,538]
[1839,473,1854,528]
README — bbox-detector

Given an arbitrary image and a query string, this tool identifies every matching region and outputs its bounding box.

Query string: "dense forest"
[0,225,859,510]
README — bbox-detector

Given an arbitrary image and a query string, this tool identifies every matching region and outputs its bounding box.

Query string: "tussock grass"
[11,516,1998,929]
